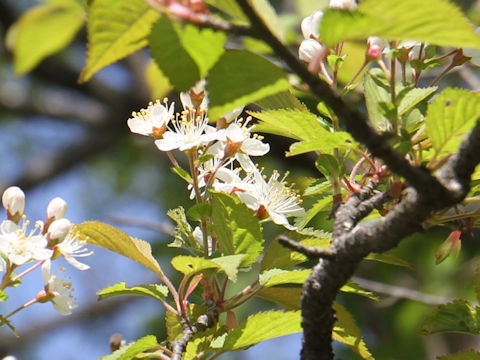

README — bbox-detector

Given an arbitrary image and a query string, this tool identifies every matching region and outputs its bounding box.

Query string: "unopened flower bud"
[435,230,462,264]
[48,218,72,243]
[110,333,125,352]
[2,186,25,221]
[299,39,325,63]
[329,0,357,10]
[47,197,67,221]
[301,10,323,39]
[366,37,387,60]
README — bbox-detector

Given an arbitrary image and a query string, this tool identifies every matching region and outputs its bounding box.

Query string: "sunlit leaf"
[222,311,302,350]
[255,91,308,111]
[426,88,480,159]
[99,335,157,360]
[287,132,354,156]
[80,0,159,82]
[257,287,302,309]
[76,221,165,277]
[171,255,245,281]
[211,192,264,267]
[365,253,414,269]
[8,0,84,75]
[97,282,168,302]
[321,0,480,49]
[333,302,374,360]
[144,60,173,100]
[0,290,7,301]
[363,68,394,132]
[149,17,226,91]
[208,50,290,120]
[341,281,379,301]
[167,206,203,255]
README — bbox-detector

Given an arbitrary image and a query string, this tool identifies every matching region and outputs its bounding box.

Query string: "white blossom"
[2,187,25,218]
[46,197,67,221]
[299,39,325,63]
[301,10,323,39]
[41,260,77,315]
[0,219,52,266]
[234,170,305,230]
[47,218,72,243]
[180,79,208,112]
[127,100,175,139]
[56,231,93,270]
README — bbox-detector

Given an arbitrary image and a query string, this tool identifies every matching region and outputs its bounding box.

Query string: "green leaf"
[363,68,394,132]
[207,50,290,120]
[295,196,332,229]
[437,350,480,360]
[204,0,248,22]
[287,132,354,156]
[187,203,212,222]
[99,335,157,360]
[341,281,379,301]
[97,282,168,302]
[0,290,7,301]
[8,1,84,75]
[262,269,311,287]
[184,327,225,360]
[171,255,245,281]
[149,17,226,91]
[167,207,203,255]
[211,192,264,267]
[260,237,330,271]
[419,300,480,335]
[256,287,302,310]
[170,167,193,183]
[398,87,437,116]
[333,302,374,360]
[144,60,173,100]
[365,253,414,269]
[315,154,346,180]
[166,304,206,343]
[426,88,480,158]
[76,221,165,277]
[222,311,302,351]
[255,91,308,111]
[79,0,159,82]
[251,108,328,141]
[320,0,480,49]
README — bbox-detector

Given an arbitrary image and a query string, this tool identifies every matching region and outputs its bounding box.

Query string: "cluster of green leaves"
[10,0,480,359]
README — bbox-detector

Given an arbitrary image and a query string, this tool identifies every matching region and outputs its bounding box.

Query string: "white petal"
[241,138,270,156]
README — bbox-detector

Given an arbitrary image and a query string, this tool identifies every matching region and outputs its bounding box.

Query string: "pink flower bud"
[2,186,25,220]
[435,230,461,264]
[48,218,72,243]
[366,37,387,60]
[47,197,67,221]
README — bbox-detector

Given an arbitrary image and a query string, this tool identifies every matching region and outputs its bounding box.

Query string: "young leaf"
[260,237,330,271]
[76,221,165,277]
[256,287,302,310]
[295,196,333,229]
[222,311,302,351]
[149,17,226,91]
[211,192,264,267]
[398,87,437,116]
[8,1,84,75]
[437,350,480,360]
[171,255,245,281]
[0,290,7,301]
[166,304,206,343]
[364,68,394,132]
[207,50,290,120]
[333,302,374,360]
[419,300,480,335]
[184,327,225,360]
[320,0,480,49]
[249,0,285,42]
[187,203,212,222]
[341,281,379,301]
[79,0,159,82]
[255,91,308,111]
[426,88,480,159]
[261,269,310,287]
[286,132,354,157]
[97,282,168,302]
[251,108,328,141]
[99,335,157,360]
[365,253,414,269]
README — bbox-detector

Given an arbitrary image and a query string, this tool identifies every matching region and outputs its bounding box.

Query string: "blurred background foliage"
[1,0,480,359]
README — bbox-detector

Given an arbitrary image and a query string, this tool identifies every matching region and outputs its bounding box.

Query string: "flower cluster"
[128,81,305,231]
[0,187,92,316]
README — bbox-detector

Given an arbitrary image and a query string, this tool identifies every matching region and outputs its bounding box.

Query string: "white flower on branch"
[46,197,68,222]
[127,99,175,139]
[55,230,93,271]
[40,260,77,315]
[301,10,323,40]
[0,219,52,266]
[2,186,25,221]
